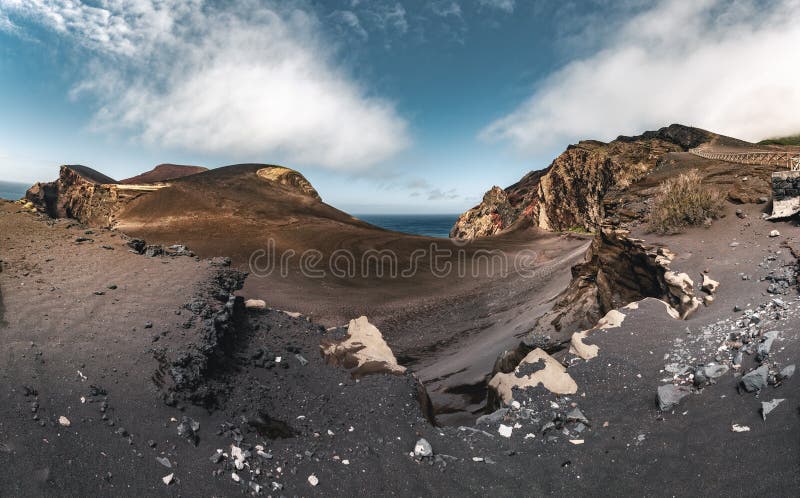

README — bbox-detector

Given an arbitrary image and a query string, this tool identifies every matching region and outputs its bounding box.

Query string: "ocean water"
[356,214,458,238]
[0,181,29,200]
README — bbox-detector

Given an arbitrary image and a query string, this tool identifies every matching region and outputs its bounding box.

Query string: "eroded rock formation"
[256,166,321,201]
[321,316,406,377]
[450,125,713,238]
[26,165,122,226]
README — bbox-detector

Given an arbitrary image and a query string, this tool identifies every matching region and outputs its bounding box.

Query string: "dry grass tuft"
[648,170,725,233]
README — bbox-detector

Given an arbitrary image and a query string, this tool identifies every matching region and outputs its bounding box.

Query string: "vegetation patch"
[648,170,725,234]
[758,135,800,146]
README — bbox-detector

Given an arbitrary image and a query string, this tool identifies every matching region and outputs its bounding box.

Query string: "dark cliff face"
[450,125,716,239]
[26,165,122,226]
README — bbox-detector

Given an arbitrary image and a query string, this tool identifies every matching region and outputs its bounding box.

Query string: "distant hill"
[758,135,800,146]
[120,164,208,184]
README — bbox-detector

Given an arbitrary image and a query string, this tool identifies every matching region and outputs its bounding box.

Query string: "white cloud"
[331,10,368,40]
[1,1,409,170]
[478,0,515,13]
[431,1,462,18]
[482,0,800,150]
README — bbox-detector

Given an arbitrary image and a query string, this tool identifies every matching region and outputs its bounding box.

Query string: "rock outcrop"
[451,125,714,238]
[26,165,122,226]
[256,166,321,201]
[488,348,578,407]
[321,316,406,378]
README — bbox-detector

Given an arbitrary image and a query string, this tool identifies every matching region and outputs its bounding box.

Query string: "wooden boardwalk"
[689,148,800,170]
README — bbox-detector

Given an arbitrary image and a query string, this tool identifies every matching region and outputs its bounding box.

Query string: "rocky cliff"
[26,165,123,227]
[451,124,716,238]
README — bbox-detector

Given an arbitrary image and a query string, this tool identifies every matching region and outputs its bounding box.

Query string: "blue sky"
[1,0,799,213]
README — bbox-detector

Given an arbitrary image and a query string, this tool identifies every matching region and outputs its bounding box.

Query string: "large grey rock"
[741,365,769,392]
[703,364,729,379]
[657,385,692,411]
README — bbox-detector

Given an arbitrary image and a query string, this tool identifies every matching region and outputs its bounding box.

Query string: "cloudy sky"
[1,0,799,213]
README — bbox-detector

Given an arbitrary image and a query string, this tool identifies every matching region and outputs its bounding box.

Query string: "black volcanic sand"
[112,164,593,421]
[3,188,800,496]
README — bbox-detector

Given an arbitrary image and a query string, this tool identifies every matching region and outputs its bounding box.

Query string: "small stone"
[147,440,156,448]
[231,472,241,483]
[779,364,795,380]
[156,456,172,468]
[176,416,199,446]
[144,322,153,329]
[733,305,742,312]
[656,385,692,411]
[308,474,319,487]
[498,424,513,438]
[58,416,71,427]
[769,230,780,238]
[731,424,750,433]
[295,354,309,366]
[756,331,779,362]
[761,399,785,420]
[115,427,129,437]
[210,451,224,464]
[566,407,590,425]
[413,438,433,458]
[162,473,174,485]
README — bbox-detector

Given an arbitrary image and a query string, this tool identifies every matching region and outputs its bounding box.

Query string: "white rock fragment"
[769,230,780,237]
[320,316,407,376]
[413,438,433,458]
[308,474,319,486]
[472,457,484,462]
[731,424,750,433]
[701,274,720,294]
[761,399,786,420]
[569,439,584,445]
[498,424,513,438]
[162,473,174,485]
[230,445,246,470]
[231,472,241,483]
[244,299,267,310]
[58,416,71,427]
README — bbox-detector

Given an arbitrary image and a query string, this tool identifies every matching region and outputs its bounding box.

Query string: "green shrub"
[647,170,725,234]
